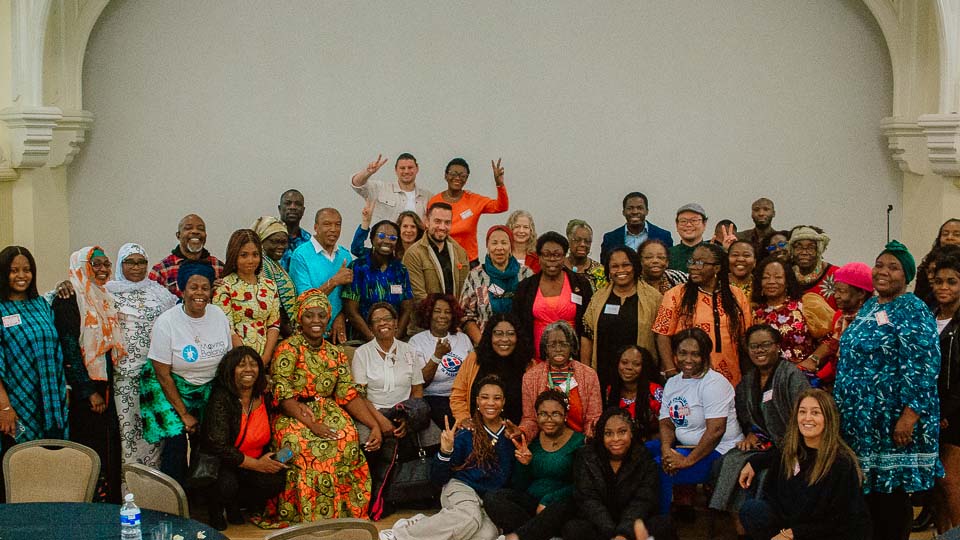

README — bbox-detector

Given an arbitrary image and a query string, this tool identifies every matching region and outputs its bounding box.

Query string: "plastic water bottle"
[120,492,142,540]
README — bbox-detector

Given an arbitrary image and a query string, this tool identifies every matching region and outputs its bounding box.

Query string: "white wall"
[69,0,897,269]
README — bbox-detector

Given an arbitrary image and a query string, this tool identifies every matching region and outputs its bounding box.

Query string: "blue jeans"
[645,440,722,514]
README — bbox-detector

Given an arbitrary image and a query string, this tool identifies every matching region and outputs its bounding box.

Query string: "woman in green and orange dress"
[254,289,383,528]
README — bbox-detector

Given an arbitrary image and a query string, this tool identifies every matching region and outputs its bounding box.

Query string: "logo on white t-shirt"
[667,396,691,428]
[439,354,464,376]
[183,345,200,363]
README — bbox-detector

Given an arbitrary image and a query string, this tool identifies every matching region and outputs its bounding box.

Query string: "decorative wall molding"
[49,109,94,167]
[0,148,19,182]
[0,105,93,169]
[881,116,930,175]
[919,113,960,176]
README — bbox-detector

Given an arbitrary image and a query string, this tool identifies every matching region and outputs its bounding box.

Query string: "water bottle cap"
[124,493,134,502]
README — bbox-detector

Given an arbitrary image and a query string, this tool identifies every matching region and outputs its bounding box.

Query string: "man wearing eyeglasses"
[668,203,709,271]
[736,198,776,254]
[342,220,414,340]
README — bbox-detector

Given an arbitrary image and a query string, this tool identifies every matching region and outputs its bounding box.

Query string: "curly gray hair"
[539,320,579,362]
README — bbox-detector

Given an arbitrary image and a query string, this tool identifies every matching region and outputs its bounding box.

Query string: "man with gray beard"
[149,214,225,298]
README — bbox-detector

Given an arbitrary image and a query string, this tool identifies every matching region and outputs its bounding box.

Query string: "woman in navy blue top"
[380,374,514,540]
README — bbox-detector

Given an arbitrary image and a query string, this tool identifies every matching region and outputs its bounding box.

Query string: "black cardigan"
[512,267,593,348]
[749,446,870,540]
[571,443,659,540]
[52,295,111,400]
[940,315,960,429]
[199,384,268,468]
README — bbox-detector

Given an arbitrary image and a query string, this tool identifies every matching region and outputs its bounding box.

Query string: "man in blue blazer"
[600,192,674,264]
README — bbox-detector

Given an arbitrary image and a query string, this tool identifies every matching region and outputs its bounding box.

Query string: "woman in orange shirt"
[428,158,510,264]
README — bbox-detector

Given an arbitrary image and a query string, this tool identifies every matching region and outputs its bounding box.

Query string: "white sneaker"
[378,530,398,540]
[392,513,427,530]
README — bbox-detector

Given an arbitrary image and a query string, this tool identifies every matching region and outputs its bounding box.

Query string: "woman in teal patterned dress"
[836,240,943,540]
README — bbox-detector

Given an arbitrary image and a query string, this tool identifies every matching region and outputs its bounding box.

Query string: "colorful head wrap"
[68,246,125,379]
[251,216,288,243]
[788,226,830,257]
[880,240,917,284]
[296,288,331,321]
[176,261,216,294]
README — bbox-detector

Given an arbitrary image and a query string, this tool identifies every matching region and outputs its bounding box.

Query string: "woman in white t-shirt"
[652,327,743,514]
[141,262,233,482]
[408,294,473,428]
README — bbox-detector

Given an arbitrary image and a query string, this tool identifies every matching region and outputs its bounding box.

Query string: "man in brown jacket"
[403,202,470,302]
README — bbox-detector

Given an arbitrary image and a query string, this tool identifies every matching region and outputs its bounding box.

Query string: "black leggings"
[483,488,573,540]
[865,490,912,540]
[209,465,285,512]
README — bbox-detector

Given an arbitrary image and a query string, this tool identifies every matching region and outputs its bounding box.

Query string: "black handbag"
[185,402,252,489]
[384,432,439,504]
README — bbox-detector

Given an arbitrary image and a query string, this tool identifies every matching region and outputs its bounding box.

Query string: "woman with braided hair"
[379,374,513,540]
[652,242,752,386]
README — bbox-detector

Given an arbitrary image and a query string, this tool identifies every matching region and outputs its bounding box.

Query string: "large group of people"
[0,152,957,540]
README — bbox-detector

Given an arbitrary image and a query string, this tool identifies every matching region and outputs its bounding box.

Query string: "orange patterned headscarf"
[68,246,126,380]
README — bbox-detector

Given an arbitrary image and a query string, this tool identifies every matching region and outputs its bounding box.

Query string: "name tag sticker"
[570,293,583,305]
[762,389,773,403]
[2,314,21,328]
[390,284,403,295]
[604,304,620,315]
[488,284,505,296]
[460,209,474,220]
[875,310,890,325]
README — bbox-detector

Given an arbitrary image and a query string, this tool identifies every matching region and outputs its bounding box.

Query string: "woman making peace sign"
[379,375,513,540]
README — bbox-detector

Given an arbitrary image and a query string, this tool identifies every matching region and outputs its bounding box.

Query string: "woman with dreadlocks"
[653,243,752,386]
[379,374,513,540]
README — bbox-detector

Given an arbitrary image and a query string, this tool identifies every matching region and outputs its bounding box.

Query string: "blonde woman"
[506,210,539,273]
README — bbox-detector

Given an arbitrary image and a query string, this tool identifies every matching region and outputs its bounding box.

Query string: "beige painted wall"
[66,0,901,273]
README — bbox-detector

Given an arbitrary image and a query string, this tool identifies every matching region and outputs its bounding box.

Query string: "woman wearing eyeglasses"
[709,325,809,530]
[483,389,585,540]
[653,243,752,386]
[342,220,414,341]
[427,157,510,265]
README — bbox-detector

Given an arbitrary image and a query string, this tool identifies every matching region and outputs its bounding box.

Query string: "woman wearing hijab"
[106,243,177,468]
[251,216,299,338]
[836,240,943,540]
[52,246,126,502]
[459,225,533,345]
[142,261,233,482]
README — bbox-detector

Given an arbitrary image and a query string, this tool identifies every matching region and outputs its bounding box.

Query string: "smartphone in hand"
[273,447,294,463]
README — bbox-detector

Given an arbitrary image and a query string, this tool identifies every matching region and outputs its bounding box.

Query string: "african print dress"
[261,257,298,329]
[0,296,68,442]
[213,274,281,356]
[836,294,944,493]
[111,286,176,467]
[254,334,371,528]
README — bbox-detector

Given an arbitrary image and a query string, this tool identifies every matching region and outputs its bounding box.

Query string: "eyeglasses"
[569,237,591,245]
[792,243,818,253]
[748,341,777,352]
[446,172,468,179]
[90,260,112,270]
[641,254,668,262]
[376,232,399,241]
[122,259,148,267]
[537,411,565,420]
[539,251,565,261]
[492,330,517,337]
[687,258,719,268]
[677,218,703,226]
[546,340,571,350]
[765,242,788,252]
